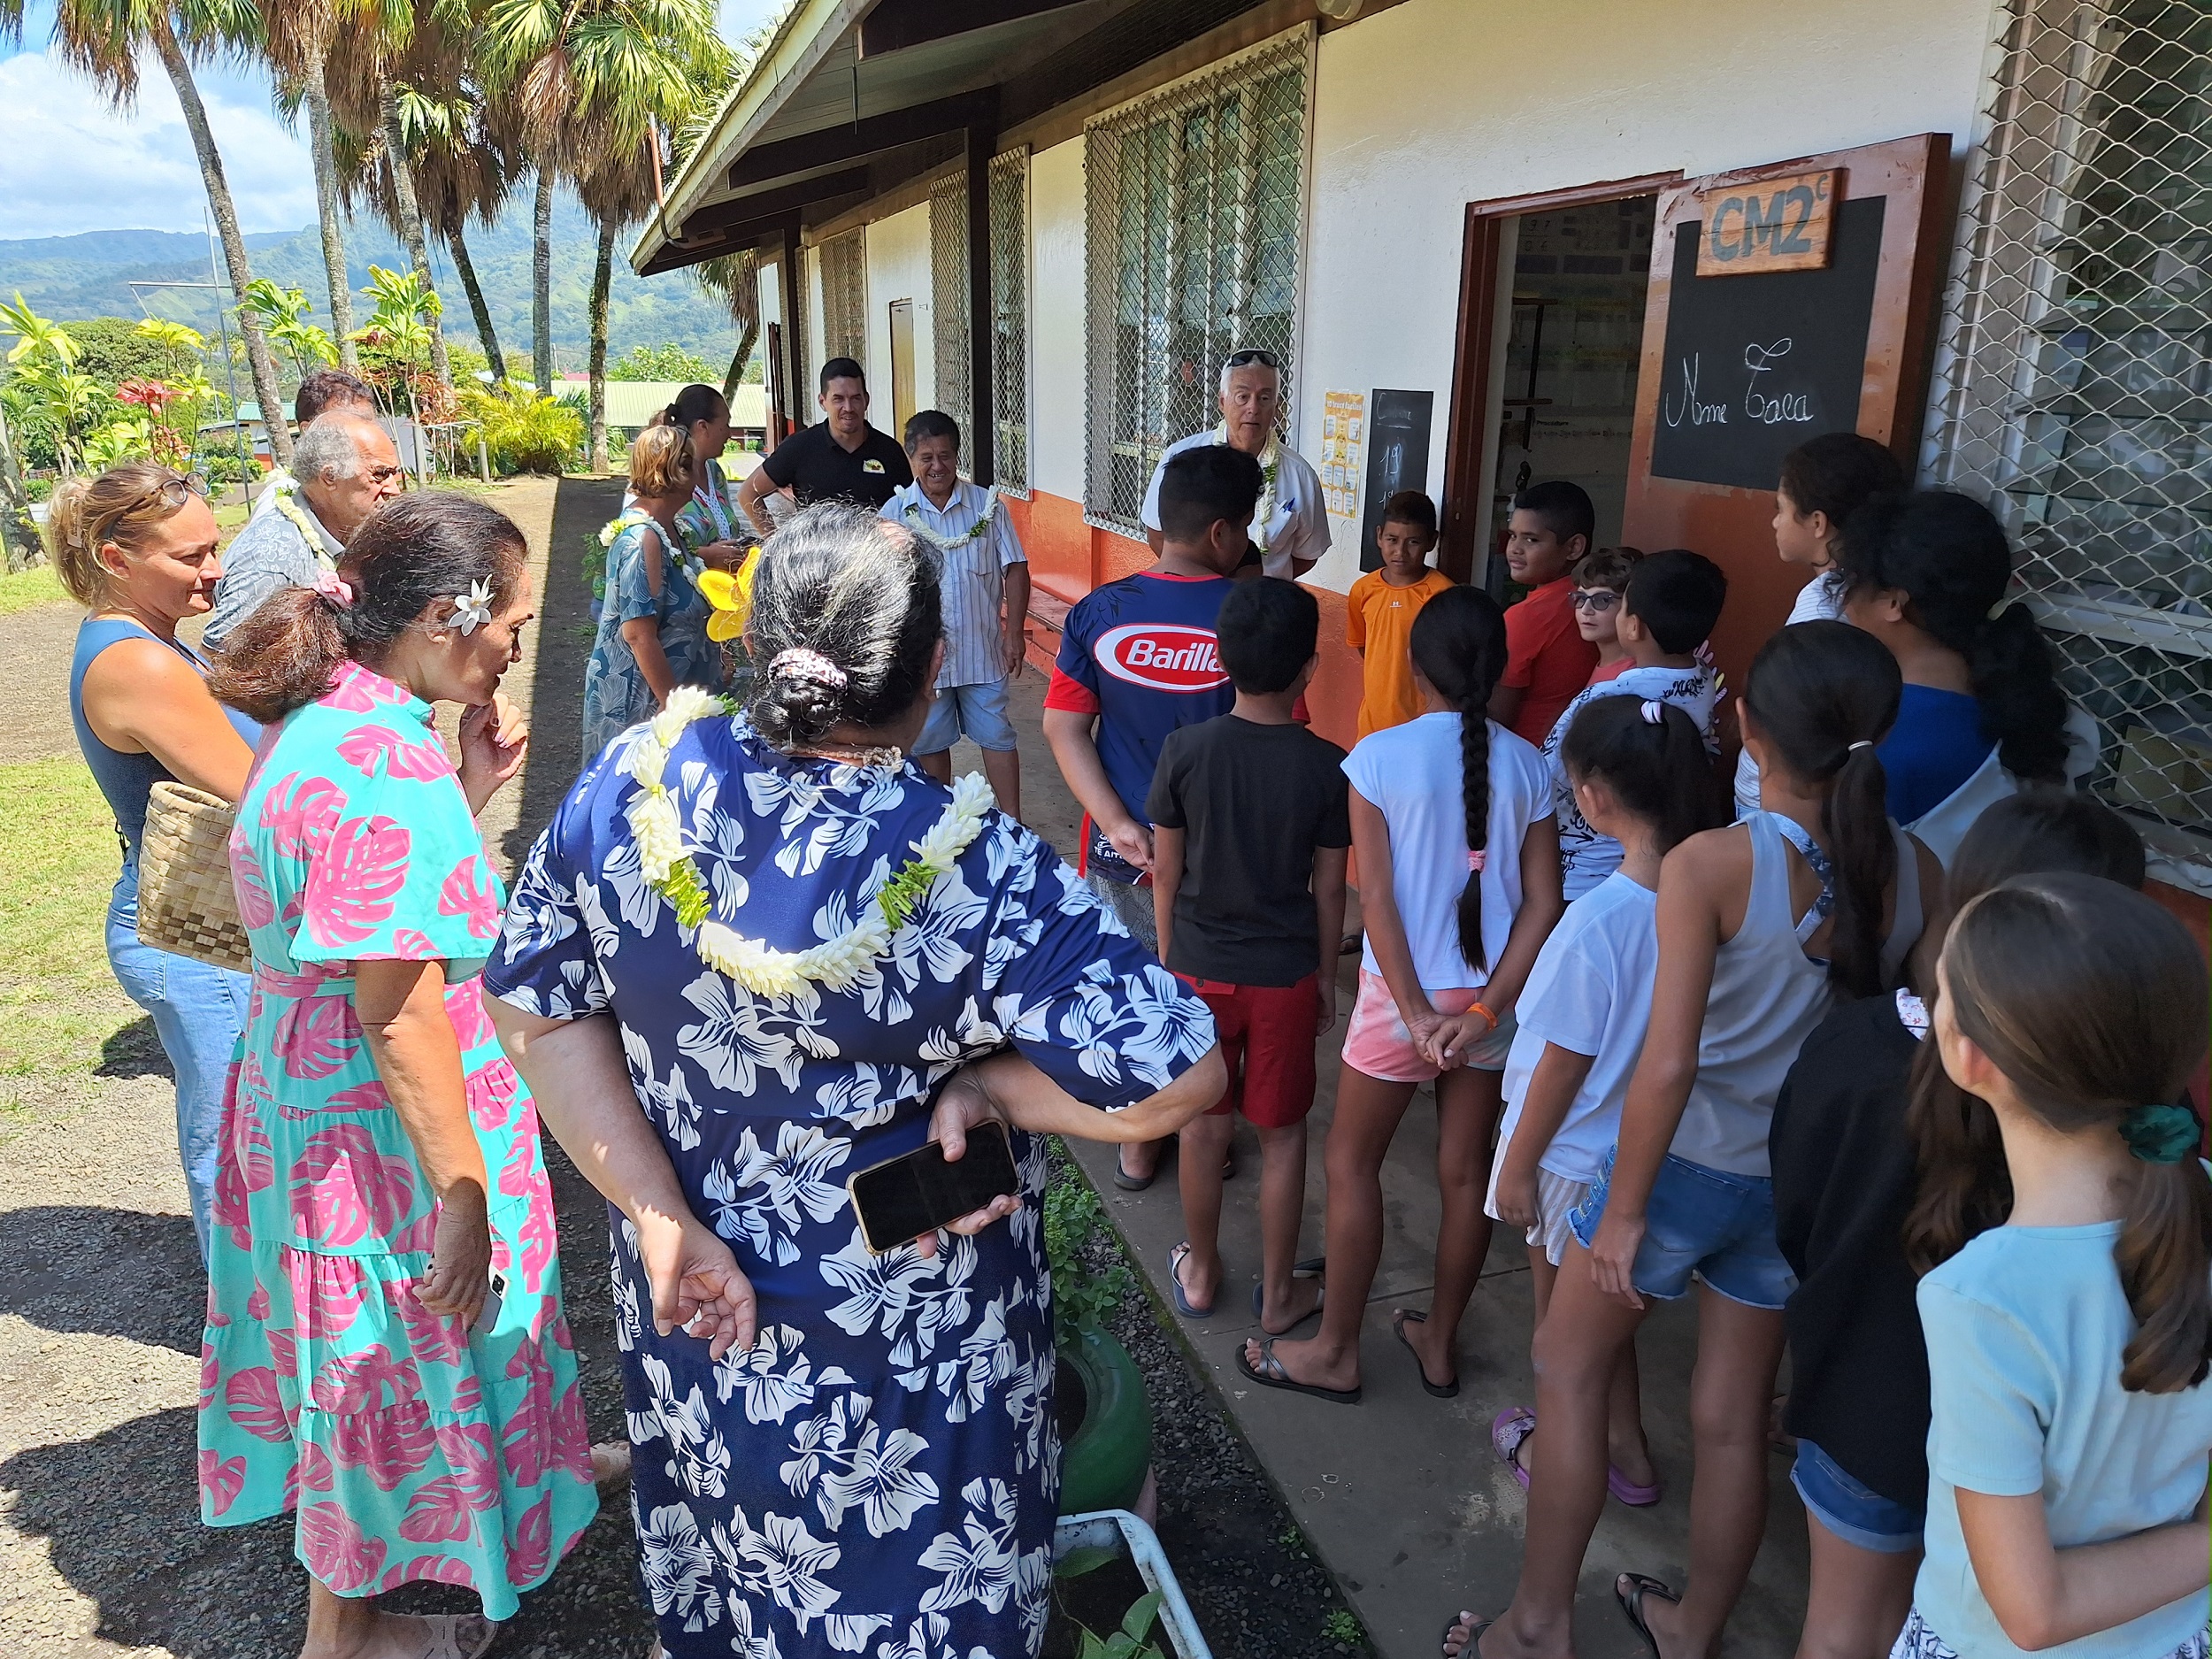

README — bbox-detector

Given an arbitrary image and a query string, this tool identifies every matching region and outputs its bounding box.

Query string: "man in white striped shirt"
[883,411,1033,819]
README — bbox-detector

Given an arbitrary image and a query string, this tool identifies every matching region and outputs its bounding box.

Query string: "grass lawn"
[0,563,64,616]
[0,757,142,1111]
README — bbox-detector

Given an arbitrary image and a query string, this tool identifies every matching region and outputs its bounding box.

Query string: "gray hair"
[294,414,380,486]
[744,503,943,749]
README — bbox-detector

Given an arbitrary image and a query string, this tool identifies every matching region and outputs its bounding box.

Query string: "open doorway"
[1440,173,1678,589]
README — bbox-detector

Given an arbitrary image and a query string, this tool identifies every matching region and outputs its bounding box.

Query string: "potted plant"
[1045,1158,1153,1516]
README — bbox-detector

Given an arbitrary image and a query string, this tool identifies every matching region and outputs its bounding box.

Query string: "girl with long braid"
[1240,586,1563,1403]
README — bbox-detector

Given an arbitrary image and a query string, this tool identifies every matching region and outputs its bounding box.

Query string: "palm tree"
[693,251,759,403]
[532,164,554,392]
[478,0,733,460]
[3,0,296,467]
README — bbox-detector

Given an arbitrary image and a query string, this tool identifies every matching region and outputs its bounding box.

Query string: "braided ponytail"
[1409,586,1510,973]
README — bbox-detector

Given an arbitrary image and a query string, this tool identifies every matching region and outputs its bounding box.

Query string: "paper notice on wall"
[1321,390,1366,522]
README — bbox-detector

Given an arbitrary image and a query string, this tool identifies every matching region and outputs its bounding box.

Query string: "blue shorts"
[917,678,1018,753]
[1569,1148,1797,1310]
[1792,1439,1924,1554]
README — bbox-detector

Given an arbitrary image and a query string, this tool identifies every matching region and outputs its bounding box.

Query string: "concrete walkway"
[989,671,1812,1659]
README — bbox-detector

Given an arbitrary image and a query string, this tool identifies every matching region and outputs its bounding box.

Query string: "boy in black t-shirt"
[1147,579,1349,1331]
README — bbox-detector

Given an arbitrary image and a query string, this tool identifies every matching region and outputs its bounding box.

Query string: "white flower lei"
[623,687,995,1001]
[901,488,997,552]
[271,482,337,573]
[1212,423,1279,551]
[599,507,702,579]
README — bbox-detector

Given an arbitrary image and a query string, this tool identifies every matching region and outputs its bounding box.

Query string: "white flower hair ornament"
[449,576,495,635]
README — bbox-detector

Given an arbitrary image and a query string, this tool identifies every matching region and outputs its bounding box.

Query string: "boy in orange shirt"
[1488,480,1600,744]
[1346,490,1455,740]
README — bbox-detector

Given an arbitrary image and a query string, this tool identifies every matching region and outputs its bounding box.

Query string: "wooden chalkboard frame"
[1622,133,1950,694]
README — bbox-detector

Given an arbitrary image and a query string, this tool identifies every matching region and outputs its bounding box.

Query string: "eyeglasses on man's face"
[365,464,407,488]
[1570,588,1622,612]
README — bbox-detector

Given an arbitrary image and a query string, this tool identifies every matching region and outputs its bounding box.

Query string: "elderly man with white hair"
[1141,347,1329,580]
[204,412,404,652]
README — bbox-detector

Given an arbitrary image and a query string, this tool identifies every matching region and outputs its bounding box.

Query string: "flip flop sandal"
[1491,1405,1536,1487]
[1251,1278,1325,1333]
[1609,1463,1663,1507]
[1113,1153,1156,1192]
[416,1614,501,1659]
[1168,1242,1213,1318]
[1614,1571,1681,1656]
[1234,1335,1362,1404]
[1393,1309,1460,1397]
[1440,1612,1494,1659]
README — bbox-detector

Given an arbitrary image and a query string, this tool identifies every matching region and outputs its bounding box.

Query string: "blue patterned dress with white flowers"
[484,713,1215,1659]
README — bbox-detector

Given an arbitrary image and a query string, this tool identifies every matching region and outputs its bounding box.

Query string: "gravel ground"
[0,474,1370,1659]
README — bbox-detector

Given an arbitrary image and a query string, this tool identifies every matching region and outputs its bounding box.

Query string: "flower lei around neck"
[901,488,997,552]
[271,482,336,573]
[625,686,996,1000]
[1212,423,1279,550]
[599,506,703,578]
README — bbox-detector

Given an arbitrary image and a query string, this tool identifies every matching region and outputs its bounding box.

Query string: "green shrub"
[460,382,582,475]
[1044,1153,1135,1334]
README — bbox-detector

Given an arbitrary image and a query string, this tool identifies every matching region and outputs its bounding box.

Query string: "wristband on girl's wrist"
[1468,1002,1499,1033]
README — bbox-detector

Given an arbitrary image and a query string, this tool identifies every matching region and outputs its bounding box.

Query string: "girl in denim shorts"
[1446,622,1939,1659]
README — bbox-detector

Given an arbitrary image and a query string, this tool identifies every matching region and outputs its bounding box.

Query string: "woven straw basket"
[136,781,253,974]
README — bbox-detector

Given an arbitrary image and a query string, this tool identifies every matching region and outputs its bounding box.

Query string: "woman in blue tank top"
[57,463,262,1263]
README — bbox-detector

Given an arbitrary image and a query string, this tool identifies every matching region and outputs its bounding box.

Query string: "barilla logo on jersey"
[1094,624,1229,691]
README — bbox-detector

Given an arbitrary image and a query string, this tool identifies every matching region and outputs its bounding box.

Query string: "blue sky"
[0,0,787,241]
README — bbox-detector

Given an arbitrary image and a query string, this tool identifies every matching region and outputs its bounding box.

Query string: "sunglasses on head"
[1570,588,1622,612]
[134,472,210,511]
[1224,348,1280,371]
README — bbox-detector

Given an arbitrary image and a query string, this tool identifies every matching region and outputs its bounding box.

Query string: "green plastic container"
[1056,1321,1152,1515]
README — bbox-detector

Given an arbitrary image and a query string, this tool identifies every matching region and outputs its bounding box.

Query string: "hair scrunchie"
[771,648,849,691]
[2119,1102,2200,1165]
[311,570,355,608]
[1640,699,1664,725]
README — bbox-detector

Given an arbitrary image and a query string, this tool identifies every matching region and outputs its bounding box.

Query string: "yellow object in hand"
[698,550,757,643]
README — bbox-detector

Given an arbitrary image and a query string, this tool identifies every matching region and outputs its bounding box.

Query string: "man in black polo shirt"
[738,357,912,530]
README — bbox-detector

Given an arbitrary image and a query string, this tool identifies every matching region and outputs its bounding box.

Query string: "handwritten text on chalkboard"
[1695,169,1838,276]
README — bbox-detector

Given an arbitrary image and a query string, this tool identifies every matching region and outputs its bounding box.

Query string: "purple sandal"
[1489,1406,1663,1505]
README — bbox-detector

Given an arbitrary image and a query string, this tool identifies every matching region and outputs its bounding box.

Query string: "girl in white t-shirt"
[1239,585,1563,1405]
[1907,873,2210,1659]
[1484,694,1727,1509]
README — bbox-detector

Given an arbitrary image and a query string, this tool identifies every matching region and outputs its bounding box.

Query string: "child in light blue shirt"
[1910,872,2211,1659]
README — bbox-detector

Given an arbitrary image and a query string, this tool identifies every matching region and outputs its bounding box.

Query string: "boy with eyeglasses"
[1141,348,1330,580]
[1571,546,1642,684]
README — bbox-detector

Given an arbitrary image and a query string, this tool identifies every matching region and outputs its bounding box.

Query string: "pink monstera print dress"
[197,659,597,1615]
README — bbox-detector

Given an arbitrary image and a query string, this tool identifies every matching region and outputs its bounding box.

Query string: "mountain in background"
[0,192,743,376]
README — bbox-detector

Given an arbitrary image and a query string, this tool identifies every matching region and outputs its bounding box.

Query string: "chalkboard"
[1357,388,1435,572]
[1648,194,1886,489]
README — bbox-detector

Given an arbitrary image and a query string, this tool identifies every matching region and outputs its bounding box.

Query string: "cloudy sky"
[0,0,787,242]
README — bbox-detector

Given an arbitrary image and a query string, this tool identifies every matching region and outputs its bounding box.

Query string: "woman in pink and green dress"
[200,493,612,1659]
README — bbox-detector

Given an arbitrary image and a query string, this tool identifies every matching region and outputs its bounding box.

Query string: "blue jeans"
[916,677,1018,754]
[105,864,250,1263]
[1570,1146,1798,1310]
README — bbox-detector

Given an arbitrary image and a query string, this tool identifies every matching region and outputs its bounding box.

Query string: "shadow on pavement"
[507,473,625,872]
[0,1205,202,1352]
[95,1016,169,1080]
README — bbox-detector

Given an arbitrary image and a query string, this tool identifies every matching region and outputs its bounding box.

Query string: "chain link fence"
[818,229,869,375]
[929,173,973,452]
[1084,33,1309,531]
[1924,0,2212,887]
[990,150,1033,495]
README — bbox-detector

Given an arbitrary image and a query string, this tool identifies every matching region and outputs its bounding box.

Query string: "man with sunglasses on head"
[1141,348,1329,580]
[204,412,405,653]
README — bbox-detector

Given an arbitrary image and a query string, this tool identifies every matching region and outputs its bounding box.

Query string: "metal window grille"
[991,149,1033,495]
[1924,0,2212,887]
[819,229,869,370]
[1084,34,1310,530]
[930,172,974,450]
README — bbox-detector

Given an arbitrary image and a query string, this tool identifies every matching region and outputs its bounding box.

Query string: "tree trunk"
[303,61,357,371]
[380,101,450,392]
[446,216,503,380]
[533,167,555,394]
[0,403,40,572]
[587,219,614,472]
[152,13,293,468]
[721,250,760,403]
[723,313,757,405]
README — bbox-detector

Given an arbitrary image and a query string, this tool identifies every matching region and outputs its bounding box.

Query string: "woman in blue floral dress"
[487,504,1225,1659]
[583,424,726,762]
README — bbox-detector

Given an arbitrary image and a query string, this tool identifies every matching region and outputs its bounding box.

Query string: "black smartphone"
[847,1121,1020,1255]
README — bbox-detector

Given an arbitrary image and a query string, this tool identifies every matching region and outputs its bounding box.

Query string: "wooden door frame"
[1438,170,1685,585]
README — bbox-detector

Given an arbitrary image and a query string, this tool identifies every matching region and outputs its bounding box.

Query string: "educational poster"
[1321,391,1366,523]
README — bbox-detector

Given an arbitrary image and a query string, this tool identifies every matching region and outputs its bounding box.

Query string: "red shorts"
[1178,972,1319,1129]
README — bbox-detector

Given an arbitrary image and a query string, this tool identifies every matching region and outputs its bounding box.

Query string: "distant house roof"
[203,400,293,428]
[572,380,769,430]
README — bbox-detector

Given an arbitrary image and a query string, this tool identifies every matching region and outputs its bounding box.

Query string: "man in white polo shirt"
[1141,347,1328,580]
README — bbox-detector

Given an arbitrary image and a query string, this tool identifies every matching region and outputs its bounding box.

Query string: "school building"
[632,0,2212,941]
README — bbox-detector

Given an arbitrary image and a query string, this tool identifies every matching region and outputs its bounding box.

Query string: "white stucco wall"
[1289,0,1998,592]
[1028,136,1088,503]
[864,204,935,419]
